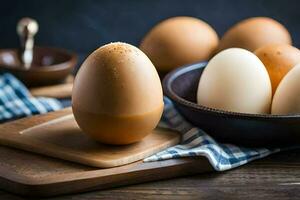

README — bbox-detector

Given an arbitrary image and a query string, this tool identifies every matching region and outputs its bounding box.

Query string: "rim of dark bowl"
[0,46,77,72]
[162,61,300,120]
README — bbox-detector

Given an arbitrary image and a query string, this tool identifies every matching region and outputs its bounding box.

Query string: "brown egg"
[255,44,300,95]
[218,17,292,52]
[140,16,219,73]
[72,42,163,145]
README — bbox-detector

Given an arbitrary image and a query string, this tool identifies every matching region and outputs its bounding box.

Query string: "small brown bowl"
[0,46,77,87]
[163,62,300,147]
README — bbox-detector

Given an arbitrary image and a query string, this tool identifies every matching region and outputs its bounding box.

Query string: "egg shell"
[272,64,300,115]
[218,17,292,52]
[255,44,300,95]
[197,48,272,114]
[72,42,163,145]
[140,16,219,72]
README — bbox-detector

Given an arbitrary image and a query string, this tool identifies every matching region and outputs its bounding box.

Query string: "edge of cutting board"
[29,75,73,98]
[0,156,212,197]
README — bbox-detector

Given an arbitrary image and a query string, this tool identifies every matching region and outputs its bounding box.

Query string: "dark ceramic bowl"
[163,62,300,147]
[0,47,77,87]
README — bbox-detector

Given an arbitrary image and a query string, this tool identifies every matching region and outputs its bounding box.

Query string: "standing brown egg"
[72,42,163,145]
[140,16,219,73]
[218,17,292,52]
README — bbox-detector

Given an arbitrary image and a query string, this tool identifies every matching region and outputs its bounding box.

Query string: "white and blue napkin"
[144,97,283,171]
[0,73,62,122]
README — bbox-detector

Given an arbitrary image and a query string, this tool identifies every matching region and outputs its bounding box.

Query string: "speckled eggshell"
[72,42,163,145]
[255,44,300,95]
[197,48,272,114]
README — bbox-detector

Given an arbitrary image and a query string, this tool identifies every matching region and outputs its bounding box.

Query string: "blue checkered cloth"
[144,97,282,171]
[0,73,62,122]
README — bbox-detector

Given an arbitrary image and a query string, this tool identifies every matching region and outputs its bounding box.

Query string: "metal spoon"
[17,17,39,69]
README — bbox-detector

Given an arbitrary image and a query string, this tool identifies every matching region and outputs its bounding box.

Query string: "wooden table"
[0,149,299,200]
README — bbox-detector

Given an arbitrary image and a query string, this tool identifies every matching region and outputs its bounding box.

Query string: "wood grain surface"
[0,108,180,168]
[30,75,73,98]
[0,144,212,197]
[0,149,300,199]
[0,108,214,197]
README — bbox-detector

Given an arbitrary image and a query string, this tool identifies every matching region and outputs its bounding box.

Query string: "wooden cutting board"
[0,145,212,197]
[0,109,213,197]
[0,108,180,168]
[30,75,73,98]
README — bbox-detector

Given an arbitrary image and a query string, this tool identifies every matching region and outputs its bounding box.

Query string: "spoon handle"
[17,18,39,69]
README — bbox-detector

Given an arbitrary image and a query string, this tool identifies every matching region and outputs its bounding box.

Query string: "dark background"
[0,0,299,66]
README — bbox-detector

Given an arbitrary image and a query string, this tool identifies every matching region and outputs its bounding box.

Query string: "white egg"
[272,64,300,115]
[197,48,272,114]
